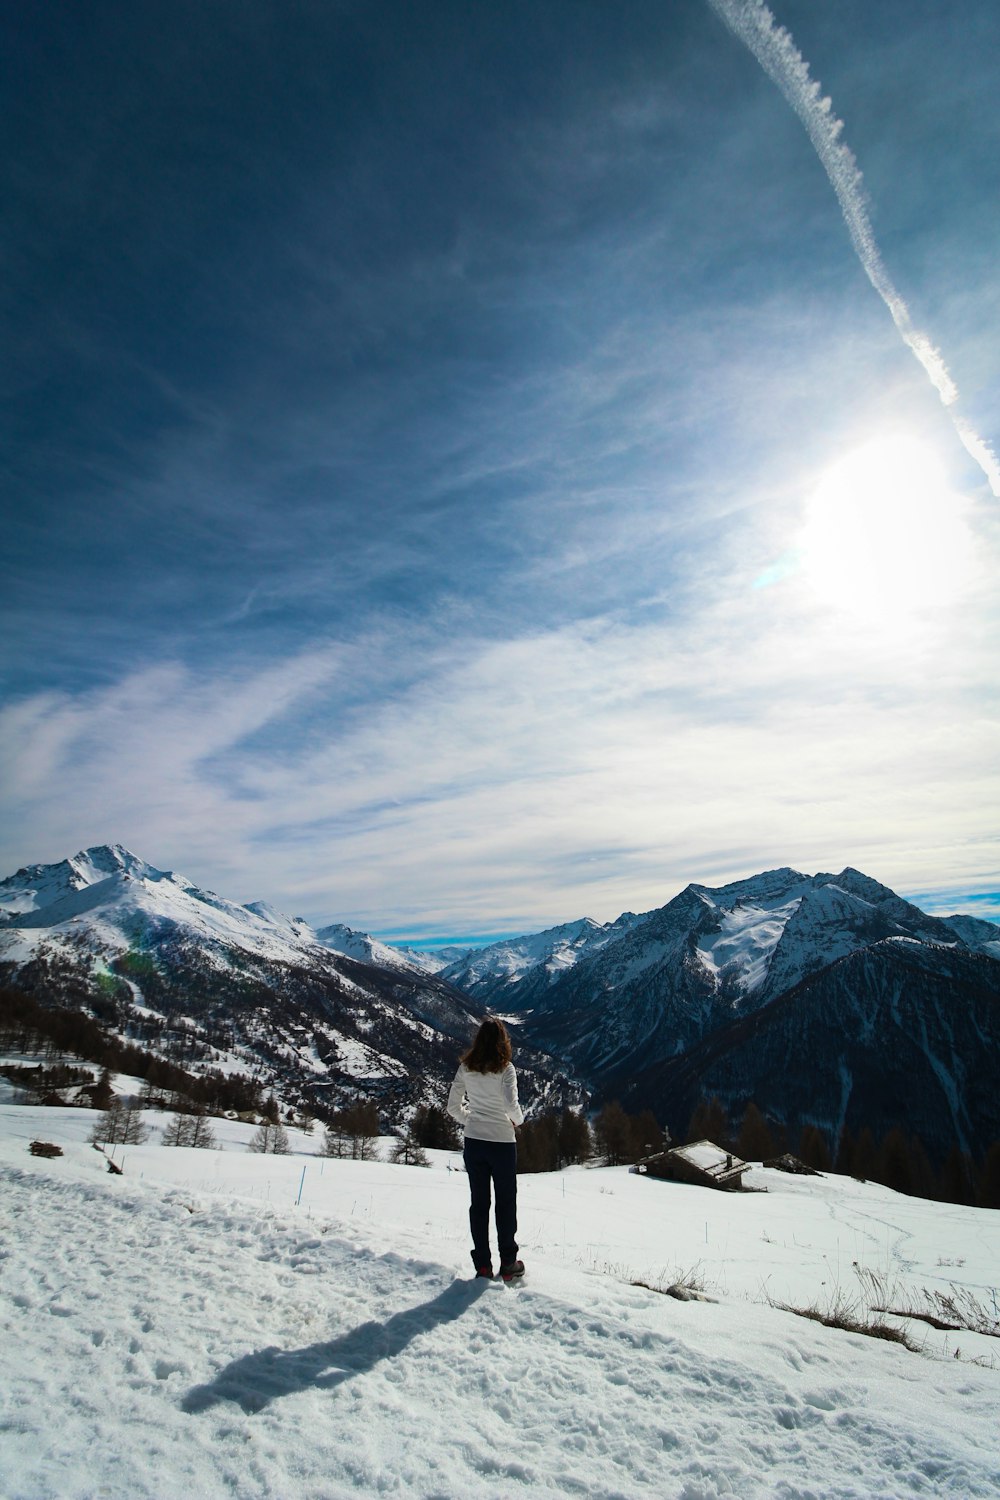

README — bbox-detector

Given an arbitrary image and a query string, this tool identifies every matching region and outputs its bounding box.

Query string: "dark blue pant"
[463,1136,518,1269]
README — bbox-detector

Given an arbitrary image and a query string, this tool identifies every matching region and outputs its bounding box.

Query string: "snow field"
[2,1106,1000,1499]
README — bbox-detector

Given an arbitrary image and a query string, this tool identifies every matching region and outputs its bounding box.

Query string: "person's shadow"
[182,1277,492,1415]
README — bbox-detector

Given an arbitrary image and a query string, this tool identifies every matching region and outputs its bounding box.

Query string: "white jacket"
[447,1063,524,1143]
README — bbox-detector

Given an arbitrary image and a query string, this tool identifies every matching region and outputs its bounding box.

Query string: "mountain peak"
[71,844,152,881]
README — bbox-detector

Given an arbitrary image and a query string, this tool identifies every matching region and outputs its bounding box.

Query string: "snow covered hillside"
[3,1101,999,1500]
[0,846,574,1125]
[621,937,1000,1162]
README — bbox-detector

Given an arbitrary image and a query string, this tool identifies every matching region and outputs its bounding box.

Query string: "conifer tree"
[938,1145,976,1205]
[875,1127,913,1194]
[852,1127,878,1180]
[835,1125,856,1176]
[389,1131,430,1167]
[685,1096,731,1150]
[322,1101,380,1160]
[797,1124,832,1172]
[736,1102,776,1163]
[977,1141,1000,1210]
[161,1113,191,1147]
[557,1107,592,1167]
[518,1113,560,1172]
[90,1096,149,1146]
[163,1110,217,1149]
[92,1067,114,1112]
[411,1104,460,1150]
[593,1101,633,1165]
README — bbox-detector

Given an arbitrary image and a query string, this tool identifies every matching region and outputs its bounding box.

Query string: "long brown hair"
[461,1016,512,1074]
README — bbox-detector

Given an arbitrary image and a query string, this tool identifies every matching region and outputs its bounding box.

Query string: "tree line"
[8,978,997,1204]
[0,985,261,1117]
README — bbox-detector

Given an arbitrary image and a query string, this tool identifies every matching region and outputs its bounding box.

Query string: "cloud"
[4,2,997,940]
[706,0,1000,496]
[0,647,341,879]
[908,888,1000,924]
[3,559,996,937]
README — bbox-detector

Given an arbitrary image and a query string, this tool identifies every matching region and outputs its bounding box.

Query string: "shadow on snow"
[182,1277,492,1414]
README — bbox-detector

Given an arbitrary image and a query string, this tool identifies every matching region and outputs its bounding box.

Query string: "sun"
[798,434,973,625]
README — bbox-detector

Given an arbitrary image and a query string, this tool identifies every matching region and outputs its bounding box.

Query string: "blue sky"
[2,0,999,938]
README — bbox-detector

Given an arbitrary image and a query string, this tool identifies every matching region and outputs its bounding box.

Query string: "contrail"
[706,0,1000,497]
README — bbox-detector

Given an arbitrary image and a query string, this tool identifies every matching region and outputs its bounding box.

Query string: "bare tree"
[389,1131,430,1167]
[90,1097,149,1146]
[162,1111,217,1148]
[321,1101,380,1161]
[249,1121,291,1154]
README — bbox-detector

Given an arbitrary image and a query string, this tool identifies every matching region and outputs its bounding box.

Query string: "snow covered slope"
[315,921,428,973]
[1,843,316,963]
[439,912,649,1008]
[942,912,1000,959]
[3,1103,999,1500]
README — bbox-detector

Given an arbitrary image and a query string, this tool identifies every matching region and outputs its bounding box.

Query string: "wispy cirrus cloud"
[3,2,998,936]
[3,560,996,937]
[706,0,1000,496]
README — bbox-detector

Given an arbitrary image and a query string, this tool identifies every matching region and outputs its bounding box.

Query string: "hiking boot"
[475,1265,494,1279]
[499,1259,525,1282]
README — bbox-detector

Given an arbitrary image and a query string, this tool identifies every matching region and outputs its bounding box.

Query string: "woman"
[447,1016,525,1281]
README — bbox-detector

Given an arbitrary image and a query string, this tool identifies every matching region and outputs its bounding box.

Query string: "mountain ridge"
[3,844,998,1162]
[0,844,578,1125]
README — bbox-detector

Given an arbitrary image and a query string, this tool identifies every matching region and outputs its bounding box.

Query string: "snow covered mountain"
[503,867,1000,1061]
[0,845,574,1122]
[3,847,998,1164]
[314,923,473,977]
[356,860,995,1163]
[498,866,1000,1162]
[438,913,649,1008]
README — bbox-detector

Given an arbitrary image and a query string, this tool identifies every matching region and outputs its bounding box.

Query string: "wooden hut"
[632,1138,752,1192]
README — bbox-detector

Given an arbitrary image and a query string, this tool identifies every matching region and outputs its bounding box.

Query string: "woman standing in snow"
[447,1017,525,1282]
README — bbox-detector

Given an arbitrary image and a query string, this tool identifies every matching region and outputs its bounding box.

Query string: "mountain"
[619,937,1000,1160]
[315,923,473,977]
[940,913,1000,959]
[0,845,576,1122]
[438,913,649,1008]
[501,867,1000,1065]
[492,867,1000,1162]
[4,846,998,1166]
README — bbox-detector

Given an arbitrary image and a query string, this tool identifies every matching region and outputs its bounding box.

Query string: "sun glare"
[799,435,973,626]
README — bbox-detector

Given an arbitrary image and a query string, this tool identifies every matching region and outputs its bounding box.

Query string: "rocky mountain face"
[491,868,1000,1161]
[615,939,1000,1155]
[0,846,576,1123]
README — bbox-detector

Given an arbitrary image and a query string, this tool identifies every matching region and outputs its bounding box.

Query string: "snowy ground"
[2,1103,999,1500]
